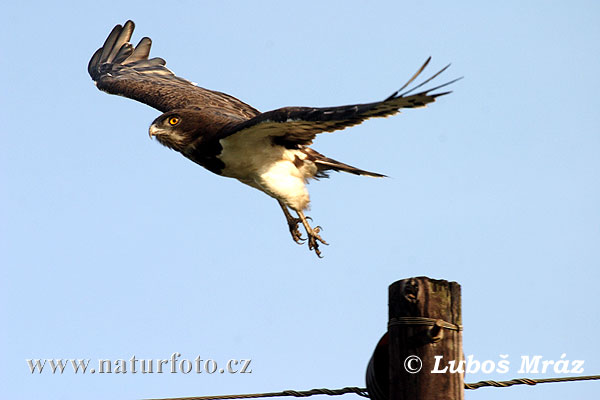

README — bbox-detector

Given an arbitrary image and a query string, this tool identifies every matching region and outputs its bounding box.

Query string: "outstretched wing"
[88,20,259,118]
[220,58,460,147]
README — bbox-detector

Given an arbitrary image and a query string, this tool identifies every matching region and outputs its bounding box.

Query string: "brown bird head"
[149,109,209,152]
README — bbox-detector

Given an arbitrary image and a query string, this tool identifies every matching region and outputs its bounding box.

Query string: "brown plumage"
[88,20,460,257]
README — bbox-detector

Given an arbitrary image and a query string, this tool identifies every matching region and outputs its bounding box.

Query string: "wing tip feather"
[89,20,141,81]
[385,59,461,104]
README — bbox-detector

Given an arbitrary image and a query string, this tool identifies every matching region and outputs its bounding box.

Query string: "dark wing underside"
[88,20,259,118]
[220,58,460,148]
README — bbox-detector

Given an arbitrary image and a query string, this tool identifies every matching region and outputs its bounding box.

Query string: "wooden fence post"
[388,277,463,400]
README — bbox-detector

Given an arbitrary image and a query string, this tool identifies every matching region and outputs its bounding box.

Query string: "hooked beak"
[149,124,158,139]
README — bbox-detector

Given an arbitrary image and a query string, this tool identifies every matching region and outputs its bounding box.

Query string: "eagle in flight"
[88,21,458,257]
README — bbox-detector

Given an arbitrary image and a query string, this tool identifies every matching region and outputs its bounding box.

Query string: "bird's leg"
[278,201,305,244]
[297,210,329,258]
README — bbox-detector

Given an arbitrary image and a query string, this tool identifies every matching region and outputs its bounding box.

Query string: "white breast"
[218,134,316,211]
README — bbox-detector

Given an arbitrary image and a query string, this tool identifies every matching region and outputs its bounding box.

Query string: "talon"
[291,229,306,244]
[292,209,330,257]
[293,236,306,244]
[301,220,329,257]
[287,218,306,244]
[307,233,326,258]
[278,201,307,245]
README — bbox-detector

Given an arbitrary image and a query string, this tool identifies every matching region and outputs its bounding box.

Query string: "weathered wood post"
[388,277,463,399]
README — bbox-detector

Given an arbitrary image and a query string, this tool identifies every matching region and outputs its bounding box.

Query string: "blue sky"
[1,1,599,399]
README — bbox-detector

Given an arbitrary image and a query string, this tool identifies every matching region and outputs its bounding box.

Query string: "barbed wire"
[145,387,368,400]
[464,374,600,389]
[145,374,600,400]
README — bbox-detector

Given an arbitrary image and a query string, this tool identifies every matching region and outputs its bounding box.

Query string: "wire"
[145,387,368,400]
[144,374,600,400]
[464,374,600,389]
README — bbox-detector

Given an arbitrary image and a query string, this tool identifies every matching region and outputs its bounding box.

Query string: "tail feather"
[302,148,386,178]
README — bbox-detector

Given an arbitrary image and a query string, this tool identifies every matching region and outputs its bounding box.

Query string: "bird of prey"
[88,20,458,257]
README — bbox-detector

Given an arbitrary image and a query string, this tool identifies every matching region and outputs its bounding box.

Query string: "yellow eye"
[168,117,180,126]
